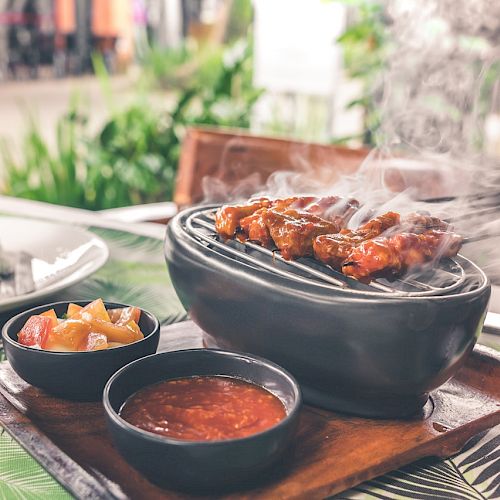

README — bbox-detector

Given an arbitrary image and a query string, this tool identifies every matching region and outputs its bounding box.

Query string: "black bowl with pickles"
[2,299,160,400]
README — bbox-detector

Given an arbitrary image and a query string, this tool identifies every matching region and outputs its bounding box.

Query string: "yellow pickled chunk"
[108,307,141,325]
[40,309,58,329]
[35,300,144,352]
[46,319,92,351]
[79,332,108,351]
[88,318,138,344]
[70,299,110,322]
[125,320,144,341]
[67,303,83,318]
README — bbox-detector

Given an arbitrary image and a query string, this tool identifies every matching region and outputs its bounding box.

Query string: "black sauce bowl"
[2,300,160,400]
[103,349,302,491]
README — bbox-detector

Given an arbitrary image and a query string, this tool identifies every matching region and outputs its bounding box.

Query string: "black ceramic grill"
[164,205,491,418]
[184,206,473,298]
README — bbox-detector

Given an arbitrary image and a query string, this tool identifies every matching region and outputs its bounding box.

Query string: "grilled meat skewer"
[238,196,327,247]
[216,196,361,258]
[313,212,401,268]
[215,196,327,240]
[239,196,359,249]
[313,212,450,269]
[401,213,448,232]
[261,209,342,260]
[342,230,462,280]
[216,196,457,281]
[215,197,272,239]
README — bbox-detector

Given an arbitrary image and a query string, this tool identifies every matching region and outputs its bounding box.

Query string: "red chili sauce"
[120,376,287,441]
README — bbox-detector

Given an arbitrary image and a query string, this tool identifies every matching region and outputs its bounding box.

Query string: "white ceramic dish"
[0,217,109,312]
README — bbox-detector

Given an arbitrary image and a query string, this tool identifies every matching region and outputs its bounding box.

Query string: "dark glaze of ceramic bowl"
[2,301,160,400]
[103,349,301,491]
[164,206,491,418]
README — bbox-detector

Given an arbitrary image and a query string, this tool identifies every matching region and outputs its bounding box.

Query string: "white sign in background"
[253,0,346,97]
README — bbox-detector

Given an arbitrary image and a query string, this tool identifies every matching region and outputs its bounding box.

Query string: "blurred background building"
[0,0,498,212]
[0,0,191,79]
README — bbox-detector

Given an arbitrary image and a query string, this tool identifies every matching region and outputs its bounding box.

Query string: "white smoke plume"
[202,0,500,280]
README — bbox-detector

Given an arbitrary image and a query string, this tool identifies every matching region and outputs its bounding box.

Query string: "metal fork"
[0,250,35,299]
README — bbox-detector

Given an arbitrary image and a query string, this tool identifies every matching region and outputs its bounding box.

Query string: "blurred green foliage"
[225,0,254,43]
[139,43,224,91]
[1,41,261,210]
[1,100,91,207]
[336,0,387,145]
[139,0,253,90]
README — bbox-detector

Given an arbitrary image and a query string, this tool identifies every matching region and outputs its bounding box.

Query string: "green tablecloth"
[0,226,498,499]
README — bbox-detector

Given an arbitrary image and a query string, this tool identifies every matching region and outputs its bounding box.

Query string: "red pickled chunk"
[18,315,53,349]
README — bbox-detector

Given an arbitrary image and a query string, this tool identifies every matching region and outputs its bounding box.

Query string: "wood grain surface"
[1,321,499,500]
[174,128,368,206]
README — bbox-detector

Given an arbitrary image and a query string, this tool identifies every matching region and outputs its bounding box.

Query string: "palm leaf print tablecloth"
[0,225,499,500]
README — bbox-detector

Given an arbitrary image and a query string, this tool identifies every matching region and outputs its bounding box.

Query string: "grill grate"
[184,208,467,297]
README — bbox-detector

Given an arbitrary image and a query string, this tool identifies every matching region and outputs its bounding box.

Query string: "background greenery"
[1,38,260,210]
[335,0,386,145]
[0,0,381,210]
[2,0,496,210]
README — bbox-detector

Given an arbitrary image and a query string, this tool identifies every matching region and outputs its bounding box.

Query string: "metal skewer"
[185,208,466,297]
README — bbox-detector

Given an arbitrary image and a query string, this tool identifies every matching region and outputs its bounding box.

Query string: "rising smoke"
[374,0,500,280]
[378,0,500,155]
[203,0,500,279]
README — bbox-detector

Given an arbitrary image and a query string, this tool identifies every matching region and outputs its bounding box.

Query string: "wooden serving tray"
[1,321,499,499]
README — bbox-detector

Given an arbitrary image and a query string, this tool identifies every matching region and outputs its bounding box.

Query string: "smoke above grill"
[201,0,500,282]
[379,0,500,155]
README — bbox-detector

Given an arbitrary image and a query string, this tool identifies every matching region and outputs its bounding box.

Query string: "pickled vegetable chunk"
[18,315,52,349]
[16,299,144,352]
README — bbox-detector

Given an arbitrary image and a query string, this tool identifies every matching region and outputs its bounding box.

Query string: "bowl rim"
[103,348,302,447]
[1,300,160,356]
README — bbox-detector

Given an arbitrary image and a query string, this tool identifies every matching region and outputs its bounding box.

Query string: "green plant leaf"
[1,38,261,209]
[0,431,71,499]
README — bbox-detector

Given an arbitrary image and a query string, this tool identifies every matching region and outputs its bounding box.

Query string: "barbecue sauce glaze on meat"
[120,376,287,441]
[313,211,401,268]
[262,209,341,259]
[214,197,272,239]
[215,196,360,258]
[342,230,463,280]
[214,196,461,281]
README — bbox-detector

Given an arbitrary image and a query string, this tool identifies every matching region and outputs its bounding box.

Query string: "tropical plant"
[138,42,229,91]
[0,431,71,499]
[1,40,261,210]
[181,40,262,129]
[0,100,178,210]
[342,428,500,499]
[89,101,181,208]
[0,99,91,207]
[139,43,195,89]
